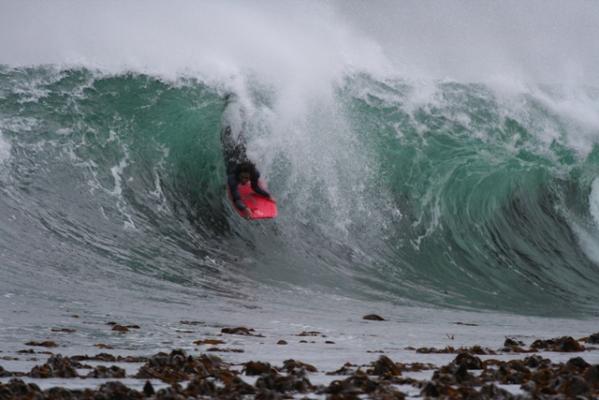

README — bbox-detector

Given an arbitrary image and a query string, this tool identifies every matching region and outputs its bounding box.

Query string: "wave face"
[1,66,599,317]
[1,2,599,317]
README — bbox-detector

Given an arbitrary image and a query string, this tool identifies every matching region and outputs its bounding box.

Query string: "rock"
[433,363,474,385]
[112,324,129,333]
[193,339,224,345]
[584,365,599,387]
[558,375,591,397]
[50,328,76,333]
[588,332,599,344]
[324,379,361,398]
[154,386,185,400]
[276,340,287,345]
[523,355,549,369]
[217,374,255,396]
[98,381,143,400]
[503,337,525,347]
[323,371,403,398]
[531,366,553,389]
[29,354,78,378]
[326,363,357,376]
[206,347,244,353]
[94,343,114,349]
[416,346,455,354]
[363,314,385,321]
[143,380,155,397]
[566,356,590,371]
[0,379,38,398]
[46,386,73,399]
[506,361,532,384]
[520,380,536,395]
[184,377,216,397]
[117,355,147,363]
[297,331,322,336]
[221,327,248,335]
[453,363,474,384]
[479,383,514,399]
[416,345,495,354]
[369,355,402,376]
[454,321,479,326]
[454,352,483,370]
[86,365,126,378]
[71,353,116,362]
[25,340,57,348]
[420,381,440,397]
[180,320,204,325]
[0,366,12,377]
[467,345,494,355]
[255,371,314,393]
[559,337,585,352]
[281,359,317,374]
[484,360,531,385]
[244,361,273,376]
[531,336,584,352]
[221,327,263,336]
[136,350,224,383]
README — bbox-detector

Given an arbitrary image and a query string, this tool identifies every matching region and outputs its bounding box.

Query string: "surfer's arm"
[227,175,247,211]
[250,173,270,198]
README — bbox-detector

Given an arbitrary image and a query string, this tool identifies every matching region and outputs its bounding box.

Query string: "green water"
[1,67,599,316]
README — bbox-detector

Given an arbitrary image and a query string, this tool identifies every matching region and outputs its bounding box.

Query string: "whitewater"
[1,1,599,396]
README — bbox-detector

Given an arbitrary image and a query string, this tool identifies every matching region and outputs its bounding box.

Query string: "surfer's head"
[237,161,255,184]
[239,171,251,184]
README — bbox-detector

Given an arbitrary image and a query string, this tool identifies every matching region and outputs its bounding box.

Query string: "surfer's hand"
[235,199,246,210]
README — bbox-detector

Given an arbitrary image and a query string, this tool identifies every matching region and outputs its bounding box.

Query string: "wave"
[1,66,599,317]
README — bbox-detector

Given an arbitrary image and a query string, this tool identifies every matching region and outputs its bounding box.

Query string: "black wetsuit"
[227,167,270,212]
[222,126,270,211]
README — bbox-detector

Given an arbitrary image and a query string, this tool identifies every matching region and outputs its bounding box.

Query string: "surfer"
[222,125,272,218]
[228,161,272,218]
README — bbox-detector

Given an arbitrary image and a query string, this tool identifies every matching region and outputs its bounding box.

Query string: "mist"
[334,0,599,86]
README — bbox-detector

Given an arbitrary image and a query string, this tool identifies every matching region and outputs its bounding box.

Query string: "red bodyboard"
[227,181,277,220]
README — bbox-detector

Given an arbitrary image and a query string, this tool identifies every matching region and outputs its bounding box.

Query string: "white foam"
[0,1,389,115]
[569,178,599,266]
[571,223,599,266]
[0,132,10,163]
[1,1,598,91]
[2,1,597,167]
[590,178,599,228]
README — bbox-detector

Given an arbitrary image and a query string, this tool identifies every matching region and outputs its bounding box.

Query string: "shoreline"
[1,315,598,399]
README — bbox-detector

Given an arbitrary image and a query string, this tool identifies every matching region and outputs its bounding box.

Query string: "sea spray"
[0,132,10,164]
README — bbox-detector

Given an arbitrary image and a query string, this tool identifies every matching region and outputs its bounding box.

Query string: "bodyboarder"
[222,125,272,219]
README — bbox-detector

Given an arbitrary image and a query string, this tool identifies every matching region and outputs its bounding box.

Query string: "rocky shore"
[1,321,598,399]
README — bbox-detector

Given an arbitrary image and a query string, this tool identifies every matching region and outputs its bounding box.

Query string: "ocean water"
[1,1,599,372]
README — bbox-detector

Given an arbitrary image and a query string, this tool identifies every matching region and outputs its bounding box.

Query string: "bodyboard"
[227,181,277,220]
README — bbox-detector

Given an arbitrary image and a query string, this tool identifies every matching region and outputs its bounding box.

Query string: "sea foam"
[0,132,11,163]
